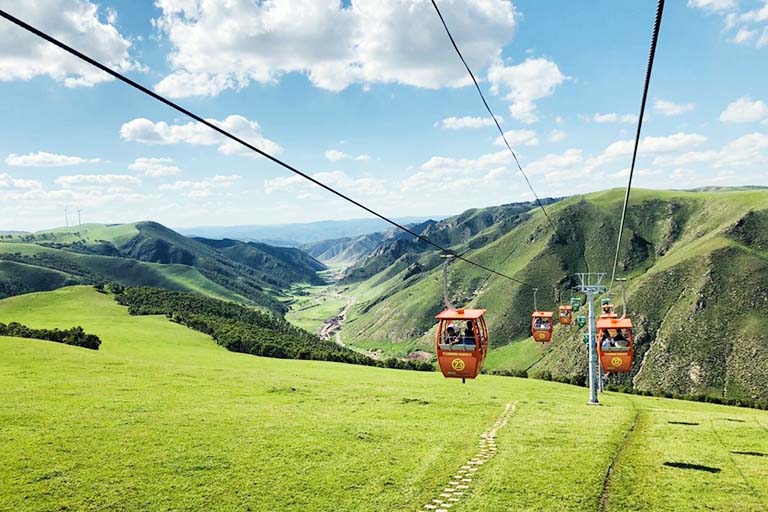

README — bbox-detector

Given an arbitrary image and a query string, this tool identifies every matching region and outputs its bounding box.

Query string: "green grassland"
[2,286,768,511]
[284,283,349,334]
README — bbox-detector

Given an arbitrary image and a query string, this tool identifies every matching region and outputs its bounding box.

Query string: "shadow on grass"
[668,421,699,426]
[663,462,721,473]
[723,418,746,423]
[731,451,767,457]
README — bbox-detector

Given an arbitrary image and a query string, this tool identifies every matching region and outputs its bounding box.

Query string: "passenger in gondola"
[534,317,543,329]
[463,321,476,346]
[540,319,551,330]
[614,330,629,349]
[445,325,460,345]
[601,331,614,350]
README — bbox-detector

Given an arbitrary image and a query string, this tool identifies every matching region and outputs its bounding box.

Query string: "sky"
[0,0,767,231]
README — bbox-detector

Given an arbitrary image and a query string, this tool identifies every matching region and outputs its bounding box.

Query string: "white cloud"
[4,151,102,167]
[549,129,566,142]
[653,132,768,171]
[120,115,283,156]
[717,132,768,168]
[159,175,241,198]
[585,132,708,173]
[419,150,511,174]
[603,133,707,159]
[493,129,539,147]
[719,96,768,123]
[592,113,638,124]
[733,26,757,43]
[740,1,768,23]
[653,99,696,117]
[128,157,181,177]
[687,0,736,13]
[401,150,516,193]
[611,168,661,178]
[152,0,517,97]
[55,174,141,188]
[0,173,43,190]
[265,170,387,200]
[525,149,585,181]
[55,174,141,194]
[440,116,500,129]
[759,27,768,47]
[690,0,768,49]
[325,150,371,161]
[488,58,567,123]
[0,0,141,87]
[652,150,720,168]
[325,150,349,162]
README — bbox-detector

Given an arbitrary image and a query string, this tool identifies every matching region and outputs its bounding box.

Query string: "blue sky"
[0,0,767,231]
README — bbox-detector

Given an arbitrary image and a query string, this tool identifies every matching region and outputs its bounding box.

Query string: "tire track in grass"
[709,419,763,501]
[420,402,515,512]
[600,403,640,512]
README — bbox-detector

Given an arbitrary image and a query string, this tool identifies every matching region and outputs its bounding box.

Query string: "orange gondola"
[596,315,633,373]
[600,302,617,318]
[531,311,554,342]
[435,308,489,381]
[558,305,573,325]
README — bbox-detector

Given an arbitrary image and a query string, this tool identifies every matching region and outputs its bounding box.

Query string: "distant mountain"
[337,187,768,401]
[339,201,555,282]
[178,217,443,246]
[0,222,326,314]
[193,237,325,285]
[301,224,418,266]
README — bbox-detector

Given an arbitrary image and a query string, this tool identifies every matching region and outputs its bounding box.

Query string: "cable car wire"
[609,0,665,291]
[429,0,559,237]
[430,0,593,278]
[0,8,536,289]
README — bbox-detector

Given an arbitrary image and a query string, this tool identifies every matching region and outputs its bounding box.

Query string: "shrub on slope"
[0,322,101,349]
[114,287,433,371]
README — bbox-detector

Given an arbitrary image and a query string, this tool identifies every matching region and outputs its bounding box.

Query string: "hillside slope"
[0,222,326,314]
[1,287,767,511]
[338,188,768,400]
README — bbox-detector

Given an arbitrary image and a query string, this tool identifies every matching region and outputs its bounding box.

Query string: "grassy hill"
[0,221,327,314]
[334,188,768,401]
[1,286,767,511]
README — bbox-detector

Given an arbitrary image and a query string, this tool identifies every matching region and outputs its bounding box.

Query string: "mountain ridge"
[0,221,326,314]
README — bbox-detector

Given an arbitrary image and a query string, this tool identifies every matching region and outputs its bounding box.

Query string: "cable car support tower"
[576,272,606,405]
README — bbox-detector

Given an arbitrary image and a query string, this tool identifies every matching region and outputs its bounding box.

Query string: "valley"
[302,187,768,402]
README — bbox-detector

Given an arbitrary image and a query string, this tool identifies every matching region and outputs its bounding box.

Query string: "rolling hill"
[331,188,768,401]
[0,221,326,314]
[1,286,767,511]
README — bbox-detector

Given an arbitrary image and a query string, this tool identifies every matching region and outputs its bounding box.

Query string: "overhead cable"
[0,8,535,289]
[430,0,593,276]
[430,0,559,237]
[609,0,665,290]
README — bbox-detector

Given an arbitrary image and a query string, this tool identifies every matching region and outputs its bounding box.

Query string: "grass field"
[1,287,767,511]
[284,283,349,334]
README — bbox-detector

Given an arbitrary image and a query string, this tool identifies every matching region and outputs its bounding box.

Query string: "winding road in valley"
[319,295,355,346]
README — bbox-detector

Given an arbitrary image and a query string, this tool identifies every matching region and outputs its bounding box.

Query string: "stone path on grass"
[420,402,516,512]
